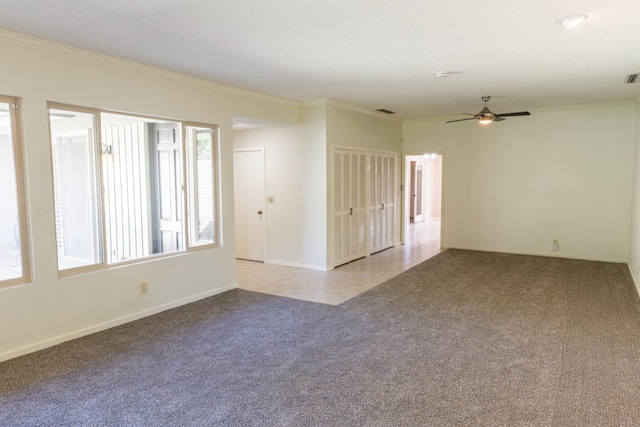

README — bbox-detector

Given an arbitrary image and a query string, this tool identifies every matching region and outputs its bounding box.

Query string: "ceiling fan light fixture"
[476,110,495,124]
[556,14,588,29]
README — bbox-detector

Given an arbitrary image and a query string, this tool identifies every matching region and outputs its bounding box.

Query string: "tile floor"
[236,220,443,305]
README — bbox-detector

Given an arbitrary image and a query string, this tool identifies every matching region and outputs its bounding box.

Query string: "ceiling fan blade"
[445,117,476,124]
[495,111,531,118]
[493,117,505,122]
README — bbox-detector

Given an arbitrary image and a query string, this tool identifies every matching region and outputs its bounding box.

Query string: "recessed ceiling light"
[435,72,449,78]
[556,14,588,29]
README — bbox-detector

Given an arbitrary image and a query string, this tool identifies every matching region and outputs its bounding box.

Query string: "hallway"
[236,220,442,305]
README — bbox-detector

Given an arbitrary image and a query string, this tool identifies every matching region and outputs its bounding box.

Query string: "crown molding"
[0,28,299,108]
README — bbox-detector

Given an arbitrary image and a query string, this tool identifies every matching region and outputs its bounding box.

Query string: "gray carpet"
[2,249,640,426]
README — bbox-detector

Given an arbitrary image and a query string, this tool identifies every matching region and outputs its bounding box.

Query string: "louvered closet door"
[369,152,396,254]
[333,149,367,267]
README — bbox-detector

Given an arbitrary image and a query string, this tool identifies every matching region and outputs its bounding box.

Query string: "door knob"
[257,210,263,215]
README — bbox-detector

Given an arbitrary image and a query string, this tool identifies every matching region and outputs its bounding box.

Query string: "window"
[49,104,219,273]
[185,125,217,247]
[101,113,184,262]
[50,108,102,270]
[0,97,28,285]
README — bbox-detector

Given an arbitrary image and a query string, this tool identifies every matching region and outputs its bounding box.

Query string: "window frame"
[183,121,220,250]
[48,104,104,274]
[48,102,220,277]
[0,95,30,287]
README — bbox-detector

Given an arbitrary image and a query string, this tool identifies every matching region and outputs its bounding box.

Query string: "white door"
[152,123,183,254]
[234,148,265,261]
[410,161,424,223]
[333,149,367,267]
[369,152,396,254]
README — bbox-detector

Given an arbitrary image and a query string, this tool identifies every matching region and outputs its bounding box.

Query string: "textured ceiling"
[0,0,639,119]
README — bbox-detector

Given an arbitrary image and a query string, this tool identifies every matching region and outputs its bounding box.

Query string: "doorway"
[409,161,423,223]
[404,153,442,245]
[233,148,266,262]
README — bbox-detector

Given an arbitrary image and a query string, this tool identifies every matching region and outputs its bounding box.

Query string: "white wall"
[233,104,328,270]
[403,103,637,262]
[627,94,640,296]
[326,102,402,152]
[424,155,442,220]
[0,31,299,361]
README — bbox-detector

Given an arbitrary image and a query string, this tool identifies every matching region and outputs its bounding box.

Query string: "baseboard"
[447,245,627,264]
[265,259,330,271]
[0,283,238,363]
[627,263,640,299]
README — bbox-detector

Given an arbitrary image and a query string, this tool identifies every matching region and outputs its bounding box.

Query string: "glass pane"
[186,126,215,247]
[101,113,183,262]
[49,108,103,270]
[0,102,23,281]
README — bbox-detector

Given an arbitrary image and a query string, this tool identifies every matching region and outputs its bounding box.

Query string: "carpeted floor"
[2,249,640,426]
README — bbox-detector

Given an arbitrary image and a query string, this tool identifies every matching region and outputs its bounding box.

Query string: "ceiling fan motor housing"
[476,106,495,121]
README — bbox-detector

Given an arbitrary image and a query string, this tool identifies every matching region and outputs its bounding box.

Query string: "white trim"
[0,29,298,108]
[331,144,369,153]
[0,95,30,288]
[265,259,330,272]
[0,284,237,362]
[627,263,640,299]
[447,245,627,264]
[232,147,265,153]
[368,147,399,156]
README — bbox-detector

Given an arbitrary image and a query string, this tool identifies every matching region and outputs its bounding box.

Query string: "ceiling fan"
[446,96,531,124]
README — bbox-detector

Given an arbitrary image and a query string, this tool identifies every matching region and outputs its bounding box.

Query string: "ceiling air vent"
[625,73,638,84]
[376,108,395,114]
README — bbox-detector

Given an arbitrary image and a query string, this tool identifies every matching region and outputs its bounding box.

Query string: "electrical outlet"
[552,240,559,251]
[140,282,148,295]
